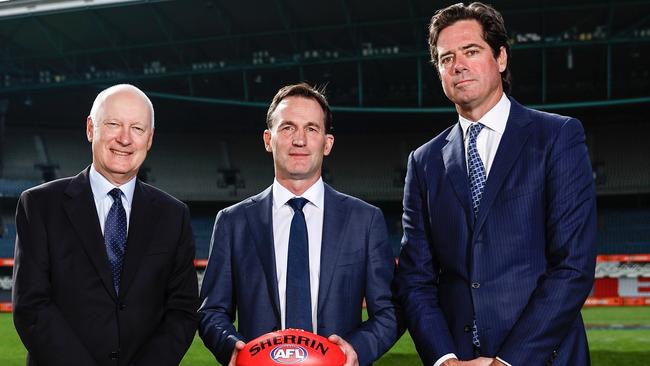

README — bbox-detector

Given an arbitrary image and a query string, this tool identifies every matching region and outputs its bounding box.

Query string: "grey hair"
[89,84,155,129]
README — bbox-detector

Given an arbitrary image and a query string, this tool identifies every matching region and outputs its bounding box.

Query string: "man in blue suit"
[199,83,400,366]
[394,3,597,366]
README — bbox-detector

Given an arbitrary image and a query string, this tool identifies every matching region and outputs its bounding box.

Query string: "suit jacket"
[394,98,597,366]
[199,183,400,366]
[12,168,199,366]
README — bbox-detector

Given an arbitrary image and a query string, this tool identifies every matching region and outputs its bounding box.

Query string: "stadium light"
[0,0,152,18]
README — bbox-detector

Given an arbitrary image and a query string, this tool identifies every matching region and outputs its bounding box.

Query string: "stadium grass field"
[1,307,649,365]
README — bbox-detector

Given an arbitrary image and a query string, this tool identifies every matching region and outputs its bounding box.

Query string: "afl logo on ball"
[270,345,308,364]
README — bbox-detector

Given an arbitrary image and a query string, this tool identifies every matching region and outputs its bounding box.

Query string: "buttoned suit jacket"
[394,98,597,365]
[199,183,400,366]
[12,168,199,366]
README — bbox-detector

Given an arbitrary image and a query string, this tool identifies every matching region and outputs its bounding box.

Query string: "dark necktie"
[467,123,485,348]
[285,197,312,332]
[105,188,127,294]
[468,123,487,217]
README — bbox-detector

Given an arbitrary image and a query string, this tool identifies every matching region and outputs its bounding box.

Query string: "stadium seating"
[590,124,650,194]
[1,126,648,260]
[3,129,41,180]
[0,221,16,258]
[598,209,650,254]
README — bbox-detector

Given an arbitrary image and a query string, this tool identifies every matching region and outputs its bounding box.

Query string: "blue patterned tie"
[285,197,312,332]
[468,123,487,217]
[467,123,485,348]
[105,188,127,294]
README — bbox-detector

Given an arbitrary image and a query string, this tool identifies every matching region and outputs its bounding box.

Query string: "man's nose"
[292,130,306,146]
[453,56,468,73]
[116,126,132,145]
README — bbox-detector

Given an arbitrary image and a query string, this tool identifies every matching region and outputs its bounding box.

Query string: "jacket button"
[471,282,480,289]
[119,303,126,310]
[463,325,471,333]
[109,351,119,360]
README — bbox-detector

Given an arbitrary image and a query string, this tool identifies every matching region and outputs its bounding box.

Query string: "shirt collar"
[89,164,136,206]
[459,93,510,138]
[272,177,324,210]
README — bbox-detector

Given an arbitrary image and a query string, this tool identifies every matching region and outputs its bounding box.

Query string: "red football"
[236,328,346,366]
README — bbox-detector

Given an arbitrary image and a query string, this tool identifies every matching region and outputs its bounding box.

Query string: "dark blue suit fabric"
[395,98,597,366]
[199,184,400,366]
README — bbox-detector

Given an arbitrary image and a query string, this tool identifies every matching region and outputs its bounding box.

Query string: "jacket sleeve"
[344,207,403,366]
[497,118,597,364]
[198,209,245,365]
[394,151,458,365]
[12,191,101,366]
[130,204,200,365]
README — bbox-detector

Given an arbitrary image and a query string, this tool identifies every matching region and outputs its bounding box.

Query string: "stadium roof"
[0,0,648,129]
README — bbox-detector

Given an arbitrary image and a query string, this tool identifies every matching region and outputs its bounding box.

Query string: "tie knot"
[468,122,484,141]
[108,188,122,202]
[288,197,309,212]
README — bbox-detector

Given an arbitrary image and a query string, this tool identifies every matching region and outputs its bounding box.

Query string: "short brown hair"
[428,2,512,94]
[266,83,333,133]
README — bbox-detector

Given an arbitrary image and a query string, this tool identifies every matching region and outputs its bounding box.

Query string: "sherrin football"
[236,328,346,366]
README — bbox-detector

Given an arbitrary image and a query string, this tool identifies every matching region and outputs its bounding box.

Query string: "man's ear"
[323,134,334,156]
[263,129,272,152]
[86,117,94,142]
[497,46,508,73]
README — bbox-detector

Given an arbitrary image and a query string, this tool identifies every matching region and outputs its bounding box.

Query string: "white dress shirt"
[272,177,324,332]
[89,164,136,235]
[434,94,513,366]
[459,93,510,178]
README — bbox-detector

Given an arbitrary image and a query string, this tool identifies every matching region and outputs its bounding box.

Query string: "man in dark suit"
[199,83,400,366]
[12,84,199,366]
[394,3,597,366]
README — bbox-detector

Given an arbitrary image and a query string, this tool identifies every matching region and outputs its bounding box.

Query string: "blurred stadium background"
[0,0,648,364]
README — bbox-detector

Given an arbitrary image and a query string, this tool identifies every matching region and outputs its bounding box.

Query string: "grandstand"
[0,0,649,313]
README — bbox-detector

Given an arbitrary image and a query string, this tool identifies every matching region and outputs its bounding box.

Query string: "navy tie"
[468,123,487,217]
[105,188,127,294]
[285,197,312,332]
[467,123,485,348]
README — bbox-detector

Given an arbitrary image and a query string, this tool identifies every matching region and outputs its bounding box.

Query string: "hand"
[328,334,359,366]
[227,340,246,366]
[488,359,507,366]
[443,357,494,366]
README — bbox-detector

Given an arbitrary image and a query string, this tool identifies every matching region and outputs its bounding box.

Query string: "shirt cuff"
[496,356,512,366]
[433,353,457,366]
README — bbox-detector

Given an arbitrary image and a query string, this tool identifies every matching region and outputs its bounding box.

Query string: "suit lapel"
[63,168,117,300]
[244,187,282,323]
[474,99,533,236]
[442,124,475,227]
[119,181,160,298]
[317,184,348,316]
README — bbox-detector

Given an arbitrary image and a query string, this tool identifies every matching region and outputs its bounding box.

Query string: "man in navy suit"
[199,83,400,366]
[394,3,597,366]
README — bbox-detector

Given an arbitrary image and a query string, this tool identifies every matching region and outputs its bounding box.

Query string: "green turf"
[588,330,650,365]
[582,306,650,325]
[2,307,650,365]
[0,313,25,365]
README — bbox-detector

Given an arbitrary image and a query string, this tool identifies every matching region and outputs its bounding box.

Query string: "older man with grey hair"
[13,84,199,366]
